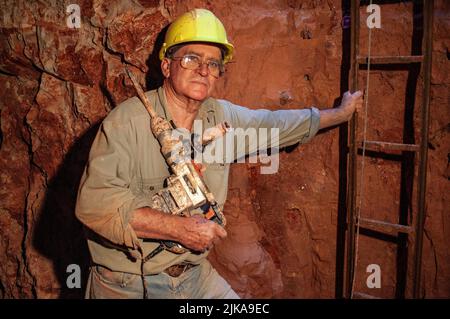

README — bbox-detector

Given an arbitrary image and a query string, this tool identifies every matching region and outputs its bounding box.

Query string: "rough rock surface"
[0,0,448,298]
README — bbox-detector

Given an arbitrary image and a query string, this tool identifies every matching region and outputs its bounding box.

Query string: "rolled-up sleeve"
[219,100,320,161]
[75,120,151,250]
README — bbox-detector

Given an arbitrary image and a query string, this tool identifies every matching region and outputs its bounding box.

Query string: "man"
[75,8,363,299]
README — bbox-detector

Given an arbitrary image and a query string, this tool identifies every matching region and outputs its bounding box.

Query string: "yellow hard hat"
[159,9,234,63]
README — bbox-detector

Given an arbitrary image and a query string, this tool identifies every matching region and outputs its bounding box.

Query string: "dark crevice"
[25,79,49,187]
[356,148,404,161]
[0,109,3,151]
[101,30,139,108]
[34,25,45,71]
[104,27,143,71]
[447,153,450,180]
[21,162,38,298]
[395,0,423,299]
[65,81,92,127]
[358,63,421,71]
[0,69,17,76]
[32,122,98,298]
[39,68,73,84]
[145,24,168,90]
[99,82,116,111]
[359,227,398,243]
[98,48,116,111]
[335,0,351,299]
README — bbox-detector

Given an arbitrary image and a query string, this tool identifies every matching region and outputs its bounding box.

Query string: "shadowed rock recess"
[0,0,448,298]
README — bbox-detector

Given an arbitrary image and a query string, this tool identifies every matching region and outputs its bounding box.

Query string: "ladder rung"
[359,140,420,152]
[352,291,381,299]
[357,55,424,64]
[359,217,414,234]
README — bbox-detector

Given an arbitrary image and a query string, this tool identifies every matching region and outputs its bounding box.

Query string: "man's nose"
[197,63,209,77]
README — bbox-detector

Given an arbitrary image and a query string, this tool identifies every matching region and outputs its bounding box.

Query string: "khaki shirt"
[75,87,320,275]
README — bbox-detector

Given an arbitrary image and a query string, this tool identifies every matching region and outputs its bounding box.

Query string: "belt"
[163,262,198,277]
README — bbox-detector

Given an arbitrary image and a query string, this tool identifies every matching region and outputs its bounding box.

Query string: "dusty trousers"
[85,259,240,299]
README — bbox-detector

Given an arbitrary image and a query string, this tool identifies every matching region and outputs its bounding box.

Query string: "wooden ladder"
[344,0,434,299]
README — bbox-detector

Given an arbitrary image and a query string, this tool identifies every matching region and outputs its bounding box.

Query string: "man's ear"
[161,58,170,78]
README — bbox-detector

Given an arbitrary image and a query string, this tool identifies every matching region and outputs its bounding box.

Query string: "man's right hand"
[178,214,227,252]
[130,207,227,252]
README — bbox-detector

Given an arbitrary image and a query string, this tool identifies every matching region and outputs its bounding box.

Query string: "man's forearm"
[318,107,352,129]
[129,207,228,252]
[318,91,363,129]
[129,207,184,242]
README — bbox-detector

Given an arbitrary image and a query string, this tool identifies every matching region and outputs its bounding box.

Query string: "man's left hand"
[318,90,364,129]
[338,90,364,121]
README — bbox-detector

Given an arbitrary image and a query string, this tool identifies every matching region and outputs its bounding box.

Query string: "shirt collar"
[155,86,173,122]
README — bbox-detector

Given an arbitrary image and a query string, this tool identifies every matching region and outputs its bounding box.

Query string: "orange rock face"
[0,0,448,298]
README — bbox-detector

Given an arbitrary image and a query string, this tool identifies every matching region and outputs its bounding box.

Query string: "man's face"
[162,43,222,102]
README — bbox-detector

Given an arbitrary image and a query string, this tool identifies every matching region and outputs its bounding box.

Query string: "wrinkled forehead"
[169,42,225,60]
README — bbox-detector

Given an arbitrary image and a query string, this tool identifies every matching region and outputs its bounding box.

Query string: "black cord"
[140,244,165,299]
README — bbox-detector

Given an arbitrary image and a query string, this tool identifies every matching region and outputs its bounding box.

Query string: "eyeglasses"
[171,54,224,78]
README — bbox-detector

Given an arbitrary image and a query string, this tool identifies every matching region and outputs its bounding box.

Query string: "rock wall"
[0,0,448,298]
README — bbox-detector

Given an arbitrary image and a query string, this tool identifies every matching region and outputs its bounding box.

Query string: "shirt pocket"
[93,265,139,288]
[137,176,167,196]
